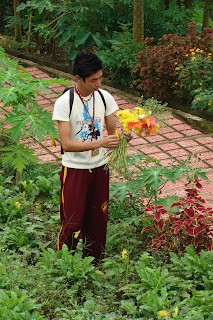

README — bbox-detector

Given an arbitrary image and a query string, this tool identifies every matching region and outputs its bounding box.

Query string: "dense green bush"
[175,47,213,112]
[131,22,213,101]
[99,24,144,87]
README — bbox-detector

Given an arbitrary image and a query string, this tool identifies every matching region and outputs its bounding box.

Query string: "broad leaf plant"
[0,46,70,182]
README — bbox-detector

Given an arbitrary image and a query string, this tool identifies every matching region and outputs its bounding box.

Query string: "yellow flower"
[185,54,189,57]
[158,310,170,317]
[114,130,119,141]
[122,249,128,259]
[172,307,179,318]
[191,57,195,60]
[208,52,212,56]
[175,67,179,71]
[199,83,202,86]
[51,136,56,147]
[174,82,178,85]
[191,52,195,55]
[15,202,21,209]
[174,62,178,65]
[200,50,203,52]
[190,48,194,52]
[74,230,80,239]
[208,101,212,106]
[196,48,200,52]
[134,107,146,114]
[197,97,201,101]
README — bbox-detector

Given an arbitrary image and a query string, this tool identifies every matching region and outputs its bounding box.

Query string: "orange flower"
[148,116,156,126]
[142,117,150,127]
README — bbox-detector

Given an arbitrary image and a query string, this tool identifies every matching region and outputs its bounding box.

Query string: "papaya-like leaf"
[1,144,37,175]
[6,103,57,142]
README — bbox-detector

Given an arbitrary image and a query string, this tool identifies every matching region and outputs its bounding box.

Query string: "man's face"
[76,69,103,96]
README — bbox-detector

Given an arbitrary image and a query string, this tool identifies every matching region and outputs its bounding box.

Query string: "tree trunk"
[184,0,192,9]
[27,12,32,53]
[176,0,181,9]
[202,0,211,31]
[133,0,144,43]
[165,0,170,10]
[13,0,22,42]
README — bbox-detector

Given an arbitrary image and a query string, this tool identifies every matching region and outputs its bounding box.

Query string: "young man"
[52,50,120,263]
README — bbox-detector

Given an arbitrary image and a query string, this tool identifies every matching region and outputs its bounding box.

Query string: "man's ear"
[75,75,82,81]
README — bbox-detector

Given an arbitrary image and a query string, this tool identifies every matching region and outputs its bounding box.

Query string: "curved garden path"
[9,56,213,207]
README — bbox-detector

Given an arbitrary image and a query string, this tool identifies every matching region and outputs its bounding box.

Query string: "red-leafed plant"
[131,22,213,100]
[141,179,213,254]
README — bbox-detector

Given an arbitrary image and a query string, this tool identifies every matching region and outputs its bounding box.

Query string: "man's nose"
[96,79,102,87]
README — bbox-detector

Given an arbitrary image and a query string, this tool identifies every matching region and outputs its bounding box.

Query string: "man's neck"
[76,84,93,97]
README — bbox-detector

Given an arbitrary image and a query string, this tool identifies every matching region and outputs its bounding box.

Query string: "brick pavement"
[3,64,213,206]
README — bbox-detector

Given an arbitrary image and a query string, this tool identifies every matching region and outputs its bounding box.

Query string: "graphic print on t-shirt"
[75,102,101,142]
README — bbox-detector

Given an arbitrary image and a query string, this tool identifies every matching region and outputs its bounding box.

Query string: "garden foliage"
[132,22,213,110]
[142,179,213,253]
[0,47,70,178]
[0,155,213,318]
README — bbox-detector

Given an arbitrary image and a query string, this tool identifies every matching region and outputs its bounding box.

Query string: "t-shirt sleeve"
[102,90,119,117]
[52,92,70,122]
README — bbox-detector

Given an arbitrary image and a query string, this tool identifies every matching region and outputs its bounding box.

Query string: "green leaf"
[6,103,57,142]
[1,145,37,174]
[0,264,6,275]
[74,30,91,47]
[92,33,104,48]
[59,29,73,46]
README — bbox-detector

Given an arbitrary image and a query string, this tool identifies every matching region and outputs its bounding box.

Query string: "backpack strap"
[97,89,107,111]
[62,86,74,117]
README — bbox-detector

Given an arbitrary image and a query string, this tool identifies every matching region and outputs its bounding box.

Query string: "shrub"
[175,48,213,111]
[192,87,213,112]
[141,179,213,254]
[99,24,144,87]
[131,22,213,100]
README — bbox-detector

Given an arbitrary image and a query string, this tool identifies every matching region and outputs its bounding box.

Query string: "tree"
[202,0,211,31]
[13,0,22,42]
[165,0,170,10]
[133,0,144,43]
[176,0,181,9]
[184,0,192,9]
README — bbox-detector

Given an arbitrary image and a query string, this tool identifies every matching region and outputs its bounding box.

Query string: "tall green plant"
[0,46,70,182]
[110,151,209,206]
[13,0,133,59]
[176,48,213,111]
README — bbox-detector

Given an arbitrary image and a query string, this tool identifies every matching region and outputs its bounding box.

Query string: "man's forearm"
[62,134,119,152]
[62,139,101,152]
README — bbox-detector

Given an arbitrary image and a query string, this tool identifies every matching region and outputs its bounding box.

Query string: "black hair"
[72,50,103,81]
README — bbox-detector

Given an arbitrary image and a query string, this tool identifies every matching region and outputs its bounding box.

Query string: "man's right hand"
[100,135,120,148]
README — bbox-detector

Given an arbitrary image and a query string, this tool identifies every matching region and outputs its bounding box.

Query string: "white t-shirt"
[52,88,119,169]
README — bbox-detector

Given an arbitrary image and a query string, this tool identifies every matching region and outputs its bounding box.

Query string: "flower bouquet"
[106,107,159,178]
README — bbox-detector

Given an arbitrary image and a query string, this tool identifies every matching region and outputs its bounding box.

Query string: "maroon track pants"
[57,165,109,262]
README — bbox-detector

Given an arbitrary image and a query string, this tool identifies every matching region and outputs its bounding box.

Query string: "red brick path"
[8,66,213,206]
